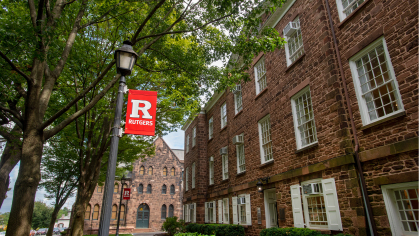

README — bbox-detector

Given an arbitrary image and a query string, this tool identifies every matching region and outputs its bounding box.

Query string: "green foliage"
[57,207,70,221]
[175,233,213,236]
[31,202,54,230]
[185,223,244,236]
[334,234,353,236]
[0,212,9,225]
[260,227,351,236]
[161,216,186,236]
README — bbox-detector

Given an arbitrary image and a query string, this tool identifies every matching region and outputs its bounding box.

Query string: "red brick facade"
[84,137,184,233]
[182,0,418,235]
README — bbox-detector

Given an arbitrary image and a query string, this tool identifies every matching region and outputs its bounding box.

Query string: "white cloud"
[163,130,184,150]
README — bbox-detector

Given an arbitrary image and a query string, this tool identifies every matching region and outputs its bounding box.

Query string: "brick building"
[84,137,184,233]
[181,0,418,235]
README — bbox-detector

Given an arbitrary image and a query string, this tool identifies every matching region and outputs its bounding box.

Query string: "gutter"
[323,1,378,235]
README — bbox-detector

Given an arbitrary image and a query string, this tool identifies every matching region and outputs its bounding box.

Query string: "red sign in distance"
[122,188,131,200]
[125,90,157,136]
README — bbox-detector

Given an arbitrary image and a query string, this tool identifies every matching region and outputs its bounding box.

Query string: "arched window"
[123,183,128,189]
[120,205,125,220]
[147,184,152,193]
[161,204,167,219]
[85,204,91,220]
[114,183,119,193]
[111,205,117,220]
[97,185,103,193]
[148,166,153,175]
[170,185,175,195]
[169,204,174,218]
[138,184,143,194]
[171,167,175,176]
[163,167,167,176]
[140,166,145,175]
[93,204,100,220]
[162,184,167,194]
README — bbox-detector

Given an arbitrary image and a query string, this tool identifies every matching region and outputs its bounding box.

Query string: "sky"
[0,130,184,214]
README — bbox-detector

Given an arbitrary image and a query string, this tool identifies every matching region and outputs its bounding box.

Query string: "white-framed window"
[291,86,318,150]
[221,103,227,128]
[258,115,273,163]
[349,37,404,126]
[284,17,304,66]
[185,167,189,191]
[209,156,214,185]
[189,203,196,223]
[236,135,245,173]
[234,86,243,114]
[192,126,196,147]
[205,201,216,223]
[208,116,213,139]
[291,178,343,230]
[192,162,196,189]
[186,135,190,153]
[254,56,267,94]
[232,194,252,225]
[222,154,229,180]
[336,0,365,21]
[382,181,419,235]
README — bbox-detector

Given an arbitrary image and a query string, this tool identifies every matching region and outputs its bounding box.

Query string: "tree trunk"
[69,191,90,236]
[0,126,22,208]
[47,207,61,236]
[6,129,44,236]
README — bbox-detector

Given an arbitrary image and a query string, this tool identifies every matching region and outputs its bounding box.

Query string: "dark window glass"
[161,204,167,219]
[170,185,175,195]
[147,184,152,193]
[162,184,167,194]
[138,184,143,194]
[169,204,174,217]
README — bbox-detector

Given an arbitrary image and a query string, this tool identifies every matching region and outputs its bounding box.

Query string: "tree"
[0,212,9,226]
[0,0,286,235]
[39,138,79,236]
[31,201,54,230]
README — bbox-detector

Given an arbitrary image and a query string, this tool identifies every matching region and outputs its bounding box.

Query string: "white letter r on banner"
[130,100,152,119]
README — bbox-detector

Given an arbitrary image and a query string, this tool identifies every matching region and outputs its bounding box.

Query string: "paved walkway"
[133,232,166,236]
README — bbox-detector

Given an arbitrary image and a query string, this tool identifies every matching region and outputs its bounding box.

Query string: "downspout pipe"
[323,1,379,235]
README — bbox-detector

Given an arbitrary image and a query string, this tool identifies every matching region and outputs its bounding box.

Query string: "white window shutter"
[225,157,229,179]
[322,178,343,231]
[218,200,223,223]
[291,184,304,228]
[212,201,216,223]
[226,198,230,224]
[245,194,252,225]
[193,203,197,223]
[232,197,238,224]
[186,204,189,222]
[205,202,208,223]
[183,205,186,221]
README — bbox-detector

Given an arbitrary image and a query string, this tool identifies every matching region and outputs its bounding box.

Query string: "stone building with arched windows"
[84,137,184,233]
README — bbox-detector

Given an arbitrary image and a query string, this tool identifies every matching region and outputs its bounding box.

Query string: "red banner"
[122,188,131,200]
[125,90,157,136]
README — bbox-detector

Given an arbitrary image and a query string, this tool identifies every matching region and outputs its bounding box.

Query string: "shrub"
[260,227,327,236]
[162,216,186,236]
[185,223,244,236]
[175,233,214,236]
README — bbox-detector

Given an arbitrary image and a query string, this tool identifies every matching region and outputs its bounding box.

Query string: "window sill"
[337,0,371,28]
[259,160,274,168]
[254,87,268,101]
[234,110,243,119]
[285,53,305,73]
[295,142,319,154]
[360,111,406,131]
[208,137,213,143]
[236,171,246,176]
[220,126,227,132]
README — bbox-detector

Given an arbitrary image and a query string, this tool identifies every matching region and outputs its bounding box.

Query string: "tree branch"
[79,2,123,29]
[41,61,115,130]
[43,74,121,140]
[131,0,166,44]
[0,51,32,84]
[0,105,22,123]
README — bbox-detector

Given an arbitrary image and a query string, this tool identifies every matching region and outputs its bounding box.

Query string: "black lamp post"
[116,174,132,236]
[97,41,138,236]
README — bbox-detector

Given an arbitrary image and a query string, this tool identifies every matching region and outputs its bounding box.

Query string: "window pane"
[294,89,317,148]
[260,117,273,162]
[394,188,419,232]
[287,18,304,63]
[255,57,267,93]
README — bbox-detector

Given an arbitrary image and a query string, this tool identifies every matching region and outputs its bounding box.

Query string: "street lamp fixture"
[257,177,270,193]
[114,40,138,76]
[116,174,132,236]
